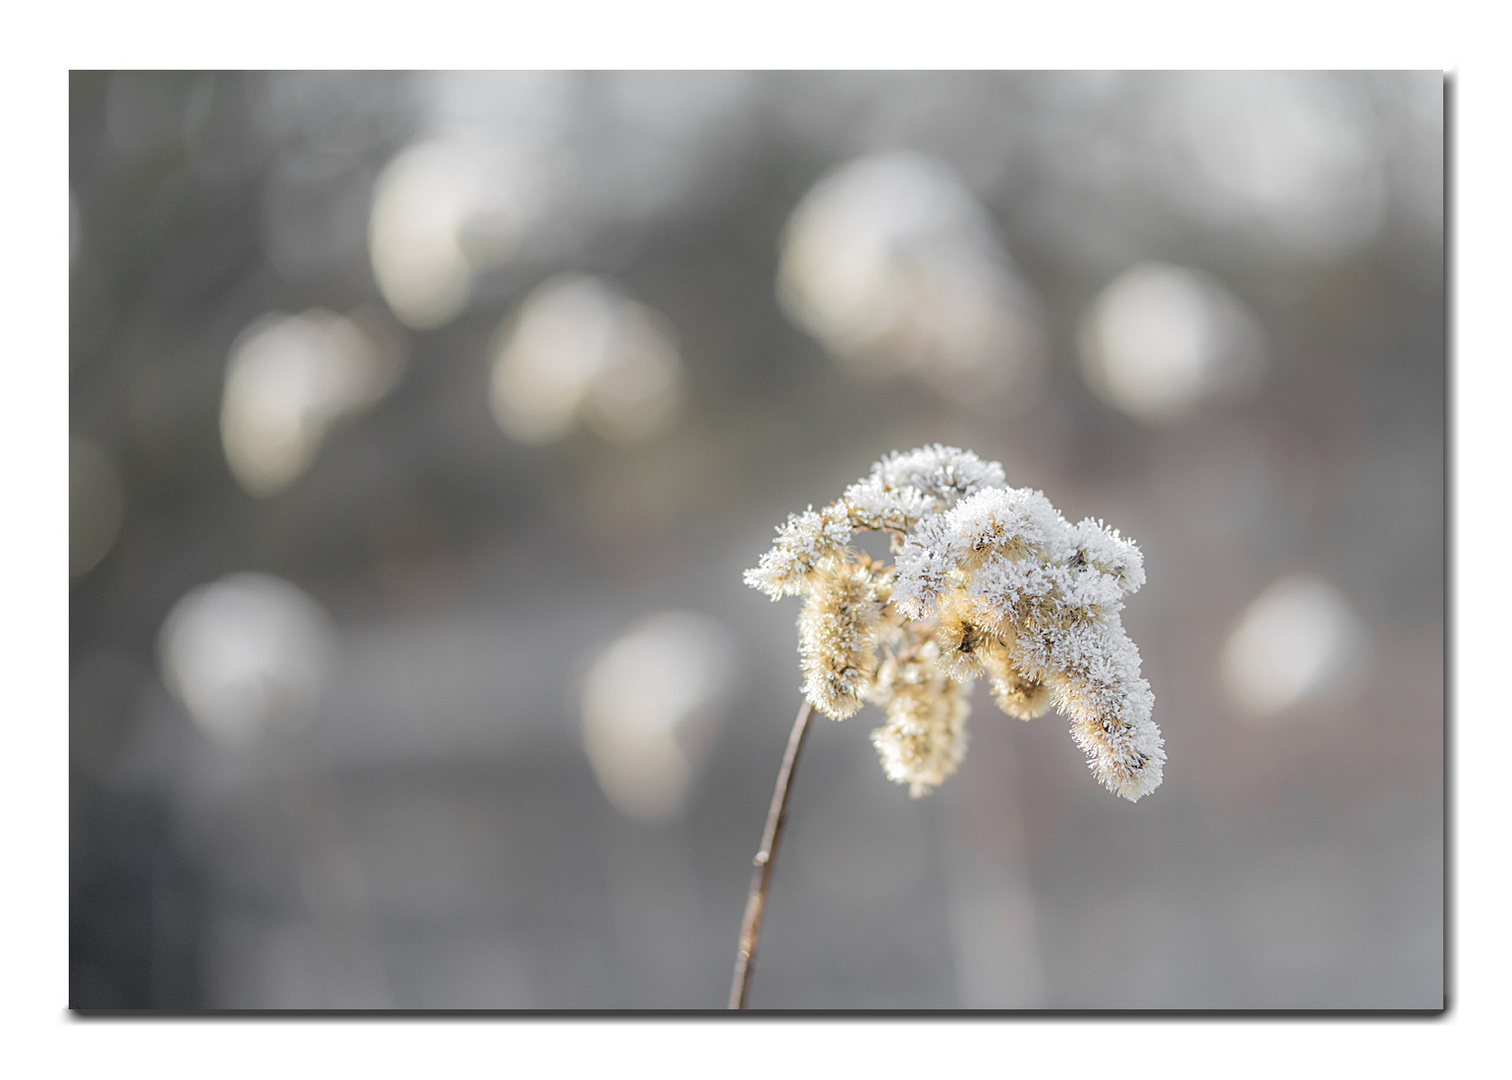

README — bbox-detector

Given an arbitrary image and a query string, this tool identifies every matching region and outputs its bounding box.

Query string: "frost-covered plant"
[745,444,1163,801]
[730,444,1162,1008]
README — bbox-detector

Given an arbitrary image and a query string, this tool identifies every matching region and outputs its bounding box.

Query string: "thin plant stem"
[728,699,814,1009]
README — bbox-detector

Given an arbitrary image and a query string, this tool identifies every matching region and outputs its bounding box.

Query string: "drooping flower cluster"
[745,445,1163,801]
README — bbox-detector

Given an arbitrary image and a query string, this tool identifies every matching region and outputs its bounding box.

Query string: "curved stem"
[728,699,814,1009]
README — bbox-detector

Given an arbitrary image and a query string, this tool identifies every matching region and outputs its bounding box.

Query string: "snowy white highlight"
[158,573,337,743]
[1220,575,1366,718]
[489,274,684,446]
[776,153,1045,403]
[581,612,736,822]
[745,444,1163,801]
[220,309,402,498]
[1078,261,1265,425]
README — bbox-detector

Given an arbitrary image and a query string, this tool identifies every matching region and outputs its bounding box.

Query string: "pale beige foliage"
[745,445,1163,801]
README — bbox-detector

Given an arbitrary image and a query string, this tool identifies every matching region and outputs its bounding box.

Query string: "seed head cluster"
[745,444,1164,801]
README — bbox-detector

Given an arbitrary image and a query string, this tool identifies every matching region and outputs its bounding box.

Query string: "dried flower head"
[745,444,1163,801]
[868,637,972,798]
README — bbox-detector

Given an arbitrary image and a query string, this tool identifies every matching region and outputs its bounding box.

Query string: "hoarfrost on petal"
[1066,516,1146,594]
[743,504,853,598]
[870,444,1007,511]
[946,485,1063,555]
[744,444,1162,801]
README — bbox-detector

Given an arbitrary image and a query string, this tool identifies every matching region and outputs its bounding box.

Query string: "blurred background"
[69,70,1443,1010]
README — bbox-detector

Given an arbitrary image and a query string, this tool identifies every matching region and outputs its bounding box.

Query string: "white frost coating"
[947,487,1062,553]
[742,504,853,599]
[1066,517,1146,593]
[869,444,1007,511]
[891,513,965,619]
[841,473,935,534]
[746,445,1163,801]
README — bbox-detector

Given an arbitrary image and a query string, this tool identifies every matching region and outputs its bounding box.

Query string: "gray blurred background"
[69,70,1443,1010]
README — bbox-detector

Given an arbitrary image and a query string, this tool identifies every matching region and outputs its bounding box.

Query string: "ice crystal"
[745,444,1164,801]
